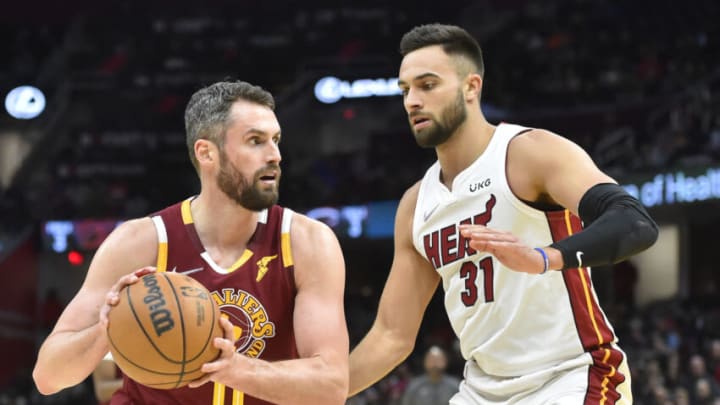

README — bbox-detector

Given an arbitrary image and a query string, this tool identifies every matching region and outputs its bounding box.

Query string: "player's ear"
[195,139,216,166]
[464,73,483,102]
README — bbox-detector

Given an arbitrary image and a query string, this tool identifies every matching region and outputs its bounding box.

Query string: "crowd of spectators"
[2,0,718,221]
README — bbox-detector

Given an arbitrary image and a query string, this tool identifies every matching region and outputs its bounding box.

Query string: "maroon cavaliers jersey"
[111,198,298,405]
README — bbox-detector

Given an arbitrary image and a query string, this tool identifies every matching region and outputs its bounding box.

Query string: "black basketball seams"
[162,272,188,388]
[123,276,185,365]
[108,273,219,388]
[107,333,205,376]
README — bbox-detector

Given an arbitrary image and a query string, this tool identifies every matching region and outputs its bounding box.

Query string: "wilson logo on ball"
[142,274,175,336]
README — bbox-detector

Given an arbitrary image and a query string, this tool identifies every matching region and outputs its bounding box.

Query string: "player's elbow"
[623,217,659,258]
[33,366,61,396]
[637,217,659,248]
[326,378,349,405]
[332,358,351,404]
[382,326,416,360]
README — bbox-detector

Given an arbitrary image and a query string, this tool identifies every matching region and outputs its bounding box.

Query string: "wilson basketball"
[107,271,223,389]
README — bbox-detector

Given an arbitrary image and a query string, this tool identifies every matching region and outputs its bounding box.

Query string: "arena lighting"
[42,202,395,252]
[67,250,85,266]
[45,221,73,253]
[4,85,46,119]
[314,76,402,104]
[305,205,367,238]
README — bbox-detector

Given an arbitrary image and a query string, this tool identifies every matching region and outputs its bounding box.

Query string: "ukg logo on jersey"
[211,289,276,357]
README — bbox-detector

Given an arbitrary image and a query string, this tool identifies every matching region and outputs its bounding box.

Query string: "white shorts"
[450,344,633,405]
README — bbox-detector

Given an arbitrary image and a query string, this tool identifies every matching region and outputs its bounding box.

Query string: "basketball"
[106,271,223,389]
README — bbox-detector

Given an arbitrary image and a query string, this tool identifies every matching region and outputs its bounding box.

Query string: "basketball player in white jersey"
[348,24,658,404]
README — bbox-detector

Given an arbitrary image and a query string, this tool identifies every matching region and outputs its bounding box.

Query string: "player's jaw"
[409,89,467,148]
[217,152,280,211]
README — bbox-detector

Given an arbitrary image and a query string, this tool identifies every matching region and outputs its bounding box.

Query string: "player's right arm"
[33,218,157,395]
[348,183,440,397]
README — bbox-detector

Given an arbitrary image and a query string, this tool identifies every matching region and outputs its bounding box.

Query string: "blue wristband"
[534,247,549,275]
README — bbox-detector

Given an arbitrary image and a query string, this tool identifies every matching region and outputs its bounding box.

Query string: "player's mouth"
[410,115,432,131]
[258,170,280,186]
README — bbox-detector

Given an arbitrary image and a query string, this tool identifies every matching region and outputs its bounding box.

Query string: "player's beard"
[412,89,467,148]
[216,150,280,211]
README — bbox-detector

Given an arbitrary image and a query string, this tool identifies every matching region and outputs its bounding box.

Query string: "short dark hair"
[399,24,484,77]
[184,80,275,171]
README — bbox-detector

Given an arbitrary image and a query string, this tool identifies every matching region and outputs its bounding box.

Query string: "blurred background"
[1,0,719,404]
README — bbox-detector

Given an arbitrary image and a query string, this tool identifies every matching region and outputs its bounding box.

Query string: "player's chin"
[257,190,280,206]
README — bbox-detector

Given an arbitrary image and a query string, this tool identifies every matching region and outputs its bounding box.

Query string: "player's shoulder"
[285,210,344,282]
[287,211,340,248]
[510,127,568,147]
[109,217,156,241]
[88,216,158,280]
[96,217,157,259]
[387,181,423,239]
[508,127,586,161]
[398,181,422,212]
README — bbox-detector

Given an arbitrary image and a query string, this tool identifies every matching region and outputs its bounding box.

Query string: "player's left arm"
[189,215,349,405]
[461,129,658,273]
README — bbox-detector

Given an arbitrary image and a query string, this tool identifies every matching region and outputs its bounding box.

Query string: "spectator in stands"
[710,339,720,384]
[694,377,719,405]
[674,386,691,405]
[687,355,720,399]
[401,346,460,405]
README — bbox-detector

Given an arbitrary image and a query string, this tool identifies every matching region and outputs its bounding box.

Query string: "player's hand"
[188,316,243,389]
[99,266,156,327]
[459,225,545,274]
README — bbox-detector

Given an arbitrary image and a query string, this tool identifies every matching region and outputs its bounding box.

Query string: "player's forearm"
[227,355,347,405]
[33,323,108,395]
[348,325,414,397]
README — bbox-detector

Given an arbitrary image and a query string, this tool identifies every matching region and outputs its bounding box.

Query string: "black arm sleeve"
[549,183,659,270]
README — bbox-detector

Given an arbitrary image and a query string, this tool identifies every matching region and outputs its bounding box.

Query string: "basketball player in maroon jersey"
[33,81,349,404]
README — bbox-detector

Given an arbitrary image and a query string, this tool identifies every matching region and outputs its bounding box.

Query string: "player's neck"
[190,191,259,250]
[435,112,495,190]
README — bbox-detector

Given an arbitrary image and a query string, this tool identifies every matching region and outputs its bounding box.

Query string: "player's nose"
[403,87,423,112]
[266,141,281,164]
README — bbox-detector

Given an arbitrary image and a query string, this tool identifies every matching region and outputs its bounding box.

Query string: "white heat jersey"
[412,123,618,379]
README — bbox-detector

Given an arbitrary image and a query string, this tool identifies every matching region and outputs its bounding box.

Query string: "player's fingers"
[109,274,138,295]
[468,240,492,253]
[214,337,236,357]
[188,374,212,388]
[99,305,111,327]
[219,317,235,341]
[133,266,156,278]
[105,289,119,303]
[468,233,517,243]
[112,267,154,292]
[459,225,488,235]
